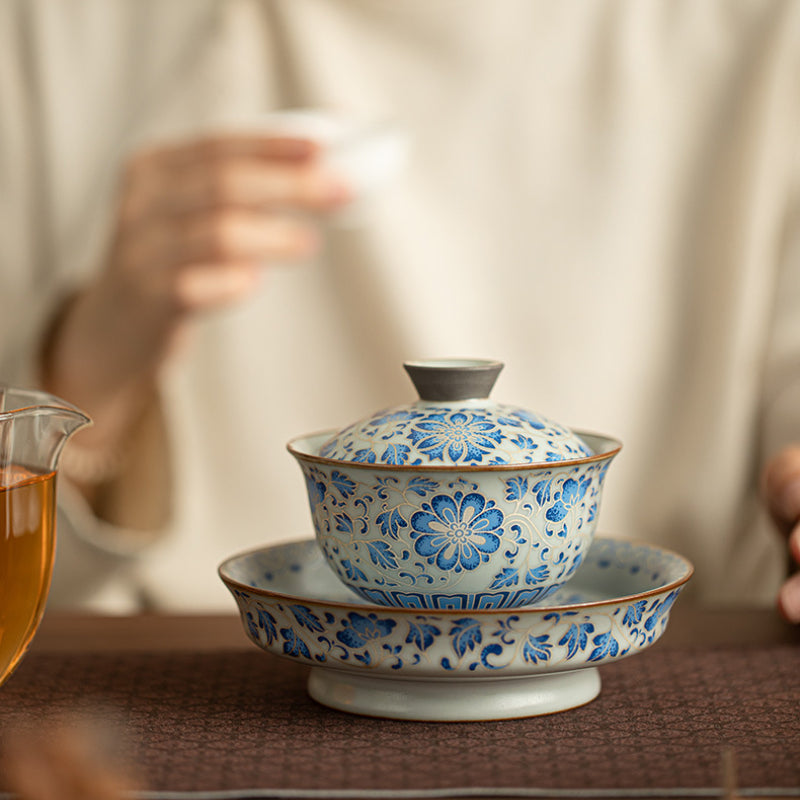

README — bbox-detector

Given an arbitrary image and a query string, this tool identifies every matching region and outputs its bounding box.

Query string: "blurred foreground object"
[0,715,140,800]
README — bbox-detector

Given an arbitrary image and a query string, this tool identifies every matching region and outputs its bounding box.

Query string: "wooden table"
[2,606,798,800]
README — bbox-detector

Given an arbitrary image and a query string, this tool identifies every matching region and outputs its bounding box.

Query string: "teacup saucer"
[219,537,692,721]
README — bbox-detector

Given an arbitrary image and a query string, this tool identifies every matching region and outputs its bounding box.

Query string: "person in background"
[1,0,799,617]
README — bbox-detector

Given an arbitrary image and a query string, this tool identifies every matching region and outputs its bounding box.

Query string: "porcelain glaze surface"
[319,403,592,466]
[221,537,691,677]
[219,537,692,719]
[290,360,620,609]
[290,431,618,609]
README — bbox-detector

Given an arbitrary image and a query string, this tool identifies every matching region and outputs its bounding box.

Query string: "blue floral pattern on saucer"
[219,537,693,679]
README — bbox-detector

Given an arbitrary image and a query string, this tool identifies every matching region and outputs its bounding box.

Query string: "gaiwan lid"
[319,359,592,467]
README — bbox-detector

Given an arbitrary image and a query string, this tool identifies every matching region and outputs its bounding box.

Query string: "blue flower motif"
[245,611,259,641]
[256,608,278,643]
[546,477,591,522]
[330,470,357,498]
[525,564,550,585]
[622,600,648,628]
[559,621,595,658]
[449,618,482,657]
[588,631,620,662]
[281,628,311,659]
[336,612,397,649]
[305,471,326,506]
[410,492,504,572]
[644,590,679,631]
[510,435,539,451]
[376,506,407,538]
[407,477,439,497]
[522,634,552,664]
[406,621,441,651]
[532,478,553,504]
[504,476,528,502]
[290,605,324,633]
[366,540,399,569]
[381,444,412,465]
[340,559,367,583]
[408,411,503,463]
[490,567,519,589]
[335,513,353,533]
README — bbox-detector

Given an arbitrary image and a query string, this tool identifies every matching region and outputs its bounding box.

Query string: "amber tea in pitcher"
[0,388,89,688]
[0,466,56,683]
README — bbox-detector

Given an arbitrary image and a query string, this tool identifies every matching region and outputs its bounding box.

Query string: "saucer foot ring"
[307,667,601,721]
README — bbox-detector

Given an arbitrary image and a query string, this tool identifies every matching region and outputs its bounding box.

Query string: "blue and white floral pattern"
[294,431,615,609]
[220,538,692,679]
[410,492,504,573]
[319,404,593,466]
[407,411,504,463]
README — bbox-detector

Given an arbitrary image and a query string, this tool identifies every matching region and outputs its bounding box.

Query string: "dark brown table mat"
[0,642,798,799]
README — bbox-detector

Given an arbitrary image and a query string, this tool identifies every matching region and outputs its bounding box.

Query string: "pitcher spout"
[0,387,91,474]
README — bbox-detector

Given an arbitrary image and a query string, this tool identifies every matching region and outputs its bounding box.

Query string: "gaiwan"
[287,359,621,609]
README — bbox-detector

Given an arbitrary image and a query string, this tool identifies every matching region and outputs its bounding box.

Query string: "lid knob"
[403,359,504,402]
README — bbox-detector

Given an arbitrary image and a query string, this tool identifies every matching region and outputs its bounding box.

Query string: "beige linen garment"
[1,0,798,610]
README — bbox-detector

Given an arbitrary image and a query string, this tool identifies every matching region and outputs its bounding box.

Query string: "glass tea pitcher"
[0,387,90,686]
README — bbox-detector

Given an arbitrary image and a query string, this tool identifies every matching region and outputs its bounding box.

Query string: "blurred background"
[1,0,798,613]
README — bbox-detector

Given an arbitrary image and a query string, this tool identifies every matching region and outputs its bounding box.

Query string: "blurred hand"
[762,445,800,622]
[1,720,137,800]
[41,134,350,466]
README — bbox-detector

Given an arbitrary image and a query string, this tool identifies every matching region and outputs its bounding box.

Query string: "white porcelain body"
[219,537,693,719]
[288,431,620,609]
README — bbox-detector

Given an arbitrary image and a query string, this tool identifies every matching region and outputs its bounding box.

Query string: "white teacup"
[256,108,409,227]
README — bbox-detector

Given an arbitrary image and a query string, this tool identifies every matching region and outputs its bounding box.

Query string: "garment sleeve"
[48,483,157,611]
[47,395,174,611]
[0,2,174,610]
